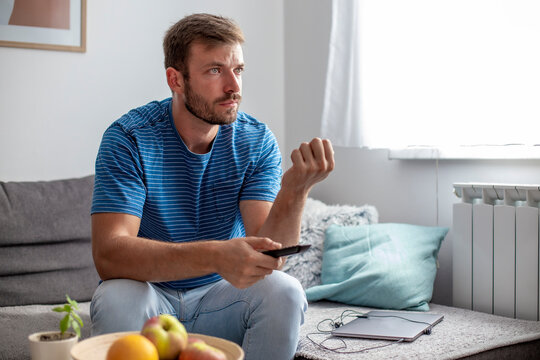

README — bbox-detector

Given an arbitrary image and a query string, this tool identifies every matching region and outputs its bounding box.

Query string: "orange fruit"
[106,334,159,360]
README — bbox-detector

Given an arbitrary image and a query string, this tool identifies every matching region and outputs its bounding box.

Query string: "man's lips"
[219,100,238,107]
[216,94,241,107]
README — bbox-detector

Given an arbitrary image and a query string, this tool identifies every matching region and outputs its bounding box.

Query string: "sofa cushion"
[282,198,378,289]
[0,175,94,245]
[0,175,100,306]
[305,223,448,311]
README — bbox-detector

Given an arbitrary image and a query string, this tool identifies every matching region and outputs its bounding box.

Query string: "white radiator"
[453,183,540,321]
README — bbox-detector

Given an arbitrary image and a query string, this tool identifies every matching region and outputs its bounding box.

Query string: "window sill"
[388,145,540,160]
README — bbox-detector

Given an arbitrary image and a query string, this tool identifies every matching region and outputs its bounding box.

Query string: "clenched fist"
[282,138,334,195]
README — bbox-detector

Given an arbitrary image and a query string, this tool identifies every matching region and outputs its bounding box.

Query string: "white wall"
[284,0,540,306]
[0,0,284,181]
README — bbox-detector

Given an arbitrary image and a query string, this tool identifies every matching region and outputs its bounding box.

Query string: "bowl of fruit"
[70,314,244,360]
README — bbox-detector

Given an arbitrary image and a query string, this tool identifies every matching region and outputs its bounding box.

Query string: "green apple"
[141,314,188,360]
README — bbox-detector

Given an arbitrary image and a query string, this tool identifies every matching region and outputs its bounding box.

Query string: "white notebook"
[331,310,444,342]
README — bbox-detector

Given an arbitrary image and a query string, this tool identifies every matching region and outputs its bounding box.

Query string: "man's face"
[182,42,244,125]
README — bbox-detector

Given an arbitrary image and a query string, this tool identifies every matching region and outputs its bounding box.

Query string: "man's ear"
[166,67,184,94]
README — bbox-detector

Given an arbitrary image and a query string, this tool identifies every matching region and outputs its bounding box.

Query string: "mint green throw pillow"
[305,223,448,311]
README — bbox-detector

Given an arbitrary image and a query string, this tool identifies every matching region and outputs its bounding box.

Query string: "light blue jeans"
[90,271,307,360]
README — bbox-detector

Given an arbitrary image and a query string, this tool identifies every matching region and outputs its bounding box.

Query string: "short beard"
[184,80,241,125]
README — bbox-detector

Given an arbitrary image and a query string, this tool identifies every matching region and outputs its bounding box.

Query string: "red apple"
[141,314,188,360]
[178,339,226,360]
[187,337,206,345]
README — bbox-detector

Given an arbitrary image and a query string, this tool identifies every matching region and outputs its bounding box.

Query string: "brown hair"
[163,13,245,77]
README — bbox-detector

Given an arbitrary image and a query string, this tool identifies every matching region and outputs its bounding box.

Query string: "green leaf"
[66,295,79,310]
[52,304,70,313]
[71,320,81,338]
[72,312,84,327]
[59,314,70,334]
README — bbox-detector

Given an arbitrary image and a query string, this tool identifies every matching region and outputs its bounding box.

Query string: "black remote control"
[262,244,311,258]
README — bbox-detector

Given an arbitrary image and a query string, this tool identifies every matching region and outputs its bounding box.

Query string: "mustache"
[215,93,242,103]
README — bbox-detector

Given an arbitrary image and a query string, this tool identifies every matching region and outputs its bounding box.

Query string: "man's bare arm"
[91,212,281,288]
[240,138,334,247]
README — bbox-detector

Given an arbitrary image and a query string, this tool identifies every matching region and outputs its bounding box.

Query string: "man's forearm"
[254,138,335,246]
[93,233,282,288]
[255,187,309,247]
[93,235,221,282]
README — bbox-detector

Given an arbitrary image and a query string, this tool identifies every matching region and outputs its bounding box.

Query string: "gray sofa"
[0,176,97,360]
[2,176,540,360]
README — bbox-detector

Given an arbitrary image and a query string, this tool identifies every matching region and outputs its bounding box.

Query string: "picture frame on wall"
[0,0,86,52]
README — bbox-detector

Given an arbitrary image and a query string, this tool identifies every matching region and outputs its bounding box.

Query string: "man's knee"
[92,279,151,312]
[90,279,164,335]
[261,271,307,317]
[242,271,307,358]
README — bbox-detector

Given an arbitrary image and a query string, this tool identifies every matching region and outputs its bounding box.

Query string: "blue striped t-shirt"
[91,98,282,289]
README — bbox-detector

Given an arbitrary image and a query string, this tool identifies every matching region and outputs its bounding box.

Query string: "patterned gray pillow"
[282,198,378,290]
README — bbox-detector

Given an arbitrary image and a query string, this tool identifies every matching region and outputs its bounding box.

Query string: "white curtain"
[321,0,540,150]
[321,0,363,148]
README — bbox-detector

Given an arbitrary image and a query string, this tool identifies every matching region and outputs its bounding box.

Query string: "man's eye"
[235,68,244,75]
[210,68,220,74]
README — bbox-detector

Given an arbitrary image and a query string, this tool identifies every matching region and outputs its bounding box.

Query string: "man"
[90,13,334,359]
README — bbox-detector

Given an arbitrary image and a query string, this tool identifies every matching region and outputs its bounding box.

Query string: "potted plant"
[28,294,84,360]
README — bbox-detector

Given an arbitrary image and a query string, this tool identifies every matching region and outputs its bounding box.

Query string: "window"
[321,0,540,158]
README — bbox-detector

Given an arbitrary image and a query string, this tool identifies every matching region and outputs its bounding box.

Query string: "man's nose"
[224,71,241,94]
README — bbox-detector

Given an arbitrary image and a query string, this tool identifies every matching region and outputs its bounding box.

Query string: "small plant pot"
[28,331,78,360]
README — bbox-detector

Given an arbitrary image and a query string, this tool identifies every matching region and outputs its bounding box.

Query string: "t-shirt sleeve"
[91,125,146,218]
[239,128,283,203]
